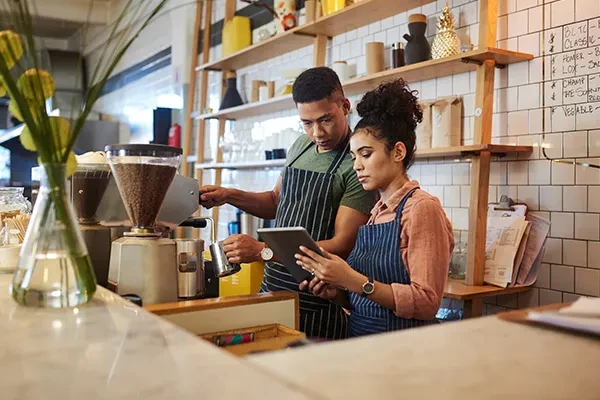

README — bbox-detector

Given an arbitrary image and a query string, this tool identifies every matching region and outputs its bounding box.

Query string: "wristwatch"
[361,277,375,297]
[260,245,274,261]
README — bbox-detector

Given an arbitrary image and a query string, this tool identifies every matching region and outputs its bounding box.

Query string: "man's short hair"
[292,66,345,105]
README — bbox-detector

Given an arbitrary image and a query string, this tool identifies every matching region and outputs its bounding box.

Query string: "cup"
[366,42,384,74]
[305,0,316,23]
[210,241,242,278]
[272,148,287,159]
[332,61,350,81]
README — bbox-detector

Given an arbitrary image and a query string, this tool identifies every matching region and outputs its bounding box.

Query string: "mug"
[209,241,242,278]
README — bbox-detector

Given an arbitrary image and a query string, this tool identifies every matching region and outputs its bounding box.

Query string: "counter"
[2,271,598,399]
[0,275,312,400]
[248,309,600,399]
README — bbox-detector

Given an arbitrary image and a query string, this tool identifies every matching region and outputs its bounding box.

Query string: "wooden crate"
[200,324,306,356]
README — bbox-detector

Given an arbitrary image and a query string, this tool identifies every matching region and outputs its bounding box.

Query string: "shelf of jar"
[192,48,533,122]
[444,278,533,300]
[414,144,533,159]
[195,159,287,170]
[195,0,436,72]
[189,145,532,170]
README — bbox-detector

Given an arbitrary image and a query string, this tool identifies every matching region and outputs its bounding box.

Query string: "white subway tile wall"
[93,0,600,314]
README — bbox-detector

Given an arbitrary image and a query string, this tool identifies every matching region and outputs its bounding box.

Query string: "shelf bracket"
[293,31,318,38]
[461,57,507,69]
[460,57,483,66]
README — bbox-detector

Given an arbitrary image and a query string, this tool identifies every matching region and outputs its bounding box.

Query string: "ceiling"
[0,0,111,40]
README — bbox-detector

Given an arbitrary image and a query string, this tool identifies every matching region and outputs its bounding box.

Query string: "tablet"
[257,227,323,284]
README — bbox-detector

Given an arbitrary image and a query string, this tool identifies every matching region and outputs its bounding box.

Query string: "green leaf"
[0,77,6,97]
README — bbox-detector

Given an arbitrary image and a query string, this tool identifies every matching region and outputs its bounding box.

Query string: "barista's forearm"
[226,188,278,220]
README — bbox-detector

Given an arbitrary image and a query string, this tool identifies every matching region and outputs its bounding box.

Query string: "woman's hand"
[299,276,338,301]
[295,246,359,289]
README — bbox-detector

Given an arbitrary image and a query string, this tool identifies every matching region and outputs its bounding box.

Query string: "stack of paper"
[484,205,551,288]
[527,298,600,336]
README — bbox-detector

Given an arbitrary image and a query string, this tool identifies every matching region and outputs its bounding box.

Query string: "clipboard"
[488,195,528,217]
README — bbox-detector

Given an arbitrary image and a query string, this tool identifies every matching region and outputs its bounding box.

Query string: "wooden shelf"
[193,48,532,121]
[193,94,294,121]
[196,0,435,72]
[415,144,533,159]
[196,159,287,170]
[193,145,532,169]
[444,278,533,300]
[342,48,532,96]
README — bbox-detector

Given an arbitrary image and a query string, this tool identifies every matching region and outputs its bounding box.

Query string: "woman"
[296,79,454,337]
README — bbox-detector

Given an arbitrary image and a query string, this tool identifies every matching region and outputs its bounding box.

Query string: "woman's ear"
[394,142,407,163]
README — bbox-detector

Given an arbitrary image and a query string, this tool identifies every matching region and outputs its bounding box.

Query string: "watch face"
[363,282,374,295]
[261,247,274,261]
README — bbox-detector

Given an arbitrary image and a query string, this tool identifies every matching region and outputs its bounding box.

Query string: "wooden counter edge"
[444,278,533,300]
[144,291,299,317]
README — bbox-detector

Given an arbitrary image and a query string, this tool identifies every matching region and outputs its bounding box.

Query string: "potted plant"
[0,0,169,308]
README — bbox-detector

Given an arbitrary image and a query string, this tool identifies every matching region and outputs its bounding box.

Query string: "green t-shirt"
[282,134,378,216]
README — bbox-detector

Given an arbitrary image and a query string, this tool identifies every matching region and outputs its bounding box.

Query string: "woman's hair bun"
[353,78,423,170]
[356,78,422,131]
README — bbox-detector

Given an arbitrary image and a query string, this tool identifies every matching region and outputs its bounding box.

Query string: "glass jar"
[0,187,32,215]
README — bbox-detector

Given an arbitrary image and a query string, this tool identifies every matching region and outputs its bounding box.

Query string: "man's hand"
[199,185,230,209]
[222,234,264,264]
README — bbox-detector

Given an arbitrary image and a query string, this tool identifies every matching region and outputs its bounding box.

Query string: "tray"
[200,323,306,356]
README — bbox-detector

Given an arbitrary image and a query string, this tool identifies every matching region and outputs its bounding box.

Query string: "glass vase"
[11,164,97,308]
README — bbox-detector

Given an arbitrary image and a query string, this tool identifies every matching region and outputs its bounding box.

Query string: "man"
[199,67,378,339]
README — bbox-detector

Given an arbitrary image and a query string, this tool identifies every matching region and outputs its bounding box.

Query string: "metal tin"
[175,239,205,298]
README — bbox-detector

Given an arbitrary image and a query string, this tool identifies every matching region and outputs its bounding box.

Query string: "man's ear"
[343,98,351,115]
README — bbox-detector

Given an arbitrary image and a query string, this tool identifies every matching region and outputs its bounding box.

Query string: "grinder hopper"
[105,144,182,235]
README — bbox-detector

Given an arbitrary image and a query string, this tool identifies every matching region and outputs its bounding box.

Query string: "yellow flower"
[0,78,6,97]
[37,151,77,177]
[8,98,44,122]
[20,117,71,153]
[65,151,77,177]
[0,31,23,69]
[17,69,56,100]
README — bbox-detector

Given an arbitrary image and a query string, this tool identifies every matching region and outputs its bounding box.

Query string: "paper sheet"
[527,312,600,336]
[559,297,600,317]
[484,216,529,287]
[516,213,551,286]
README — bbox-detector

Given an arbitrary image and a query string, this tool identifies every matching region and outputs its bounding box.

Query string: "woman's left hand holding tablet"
[299,276,337,300]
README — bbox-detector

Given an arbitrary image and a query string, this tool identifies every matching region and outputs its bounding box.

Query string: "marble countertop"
[249,313,600,399]
[4,270,599,400]
[0,275,314,400]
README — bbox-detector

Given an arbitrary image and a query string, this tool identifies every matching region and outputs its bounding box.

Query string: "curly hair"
[292,66,345,104]
[354,78,423,170]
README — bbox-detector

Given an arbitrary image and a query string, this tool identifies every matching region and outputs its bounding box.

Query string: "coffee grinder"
[70,162,112,287]
[105,144,182,305]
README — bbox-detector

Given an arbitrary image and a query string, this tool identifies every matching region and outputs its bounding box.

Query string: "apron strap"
[395,187,419,218]
[326,130,351,175]
[288,141,315,168]
[289,129,352,174]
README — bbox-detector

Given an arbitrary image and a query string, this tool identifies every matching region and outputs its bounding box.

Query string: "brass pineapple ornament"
[431,2,461,59]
